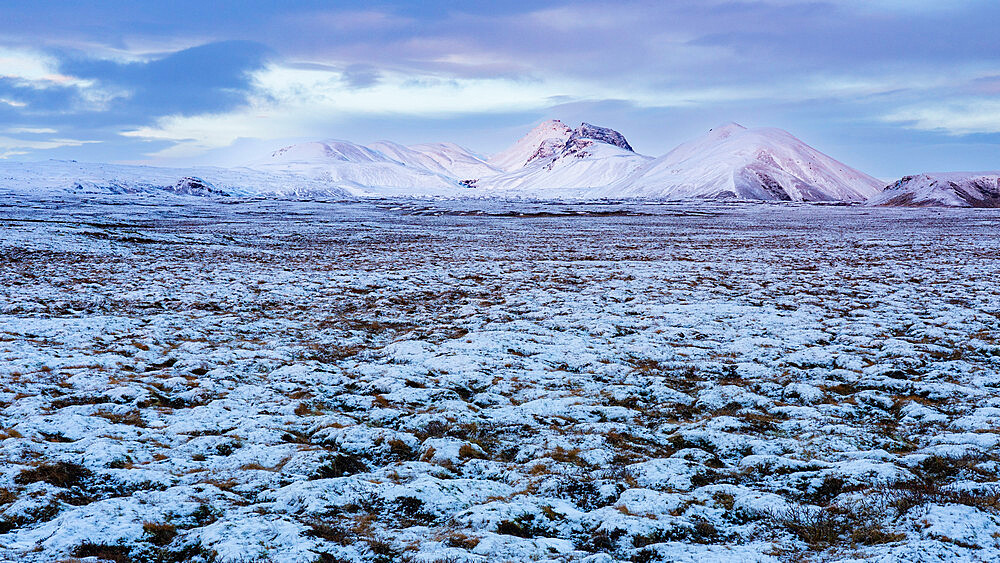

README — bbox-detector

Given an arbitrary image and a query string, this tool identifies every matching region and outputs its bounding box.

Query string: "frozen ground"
[0,195,999,562]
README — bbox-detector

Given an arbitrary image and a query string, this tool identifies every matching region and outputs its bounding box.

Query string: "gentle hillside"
[604,123,883,202]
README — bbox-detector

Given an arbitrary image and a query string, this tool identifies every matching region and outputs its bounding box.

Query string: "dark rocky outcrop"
[568,123,634,152]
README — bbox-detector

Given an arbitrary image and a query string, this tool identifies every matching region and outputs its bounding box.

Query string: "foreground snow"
[1,196,999,562]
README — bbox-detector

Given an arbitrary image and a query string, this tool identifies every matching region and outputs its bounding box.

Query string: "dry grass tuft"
[15,461,91,488]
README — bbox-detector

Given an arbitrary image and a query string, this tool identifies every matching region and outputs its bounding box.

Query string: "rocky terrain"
[0,196,998,562]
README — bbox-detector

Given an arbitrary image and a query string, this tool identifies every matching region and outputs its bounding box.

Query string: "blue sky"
[1,0,998,177]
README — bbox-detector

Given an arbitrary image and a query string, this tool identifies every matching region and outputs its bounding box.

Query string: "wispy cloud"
[5,127,58,134]
[884,99,1000,135]
[0,135,99,158]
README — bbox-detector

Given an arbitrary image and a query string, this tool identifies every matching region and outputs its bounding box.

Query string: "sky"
[0,0,998,178]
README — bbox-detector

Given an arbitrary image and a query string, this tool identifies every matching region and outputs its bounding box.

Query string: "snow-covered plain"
[1,195,999,562]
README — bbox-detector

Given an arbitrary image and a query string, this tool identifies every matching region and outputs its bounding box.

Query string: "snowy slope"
[604,123,883,202]
[367,141,499,180]
[0,160,352,198]
[477,143,651,194]
[249,140,465,196]
[867,172,1000,207]
[476,121,651,194]
[487,120,574,172]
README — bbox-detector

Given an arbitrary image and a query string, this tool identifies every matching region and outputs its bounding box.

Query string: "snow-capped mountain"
[603,123,883,202]
[867,172,1000,207]
[487,120,574,172]
[248,140,465,195]
[367,141,499,180]
[476,120,652,194]
[0,120,907,203]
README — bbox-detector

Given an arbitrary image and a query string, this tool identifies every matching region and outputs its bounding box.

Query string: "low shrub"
[15,461,91,488]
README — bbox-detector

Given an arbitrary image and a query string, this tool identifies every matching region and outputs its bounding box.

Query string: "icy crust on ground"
[0,197,999,562]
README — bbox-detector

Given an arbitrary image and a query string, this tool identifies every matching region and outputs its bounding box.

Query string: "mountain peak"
[710,122,746,132]
[706,122,747,140]
[522,119,573,139]
[569,123,634,152]
[488,120,573,171]
[536,119,568,128]
[607,123,882,202]
[489,120,637,171]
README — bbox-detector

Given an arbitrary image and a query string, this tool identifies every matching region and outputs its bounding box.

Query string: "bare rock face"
[169,177,222,196]
[532,123,636,166]
[525,137,574,166]
[567,123,634,152]
[492,120,637,171]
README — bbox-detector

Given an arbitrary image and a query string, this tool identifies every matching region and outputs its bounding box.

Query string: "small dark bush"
[557,480,606,510]
[577,526,624,552]
[0,488,16,505]
[311,454,368,479]
[495,513,552,539]
[387,438,415,462]
[367,538,401,563]
[306,521,352,545]
[394,495,436,525]
[214,441,242,457]
[15,461,91,488]
[803,476,847,505]
[143,521,178,546]
[631,548,659,563]
[771,502,905,548]
[189,503,220,527]
[72,542,132,563]
[886,480,1000,515]
[444,531,481,549]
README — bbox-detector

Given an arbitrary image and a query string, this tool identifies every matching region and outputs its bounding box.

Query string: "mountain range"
[1,120,996,206]
[867,172,1000,208]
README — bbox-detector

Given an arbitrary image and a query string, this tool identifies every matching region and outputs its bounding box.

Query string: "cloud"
[119,64,598,157]
[884,99,1000,135]
[5,127,58,134]
[117,57,958,159]
[0,76,99,114]
[0,47,102,112]
[59,40,273,120]
[0,46,70,83]
[0,135,99,158]
[341,64,381,89]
